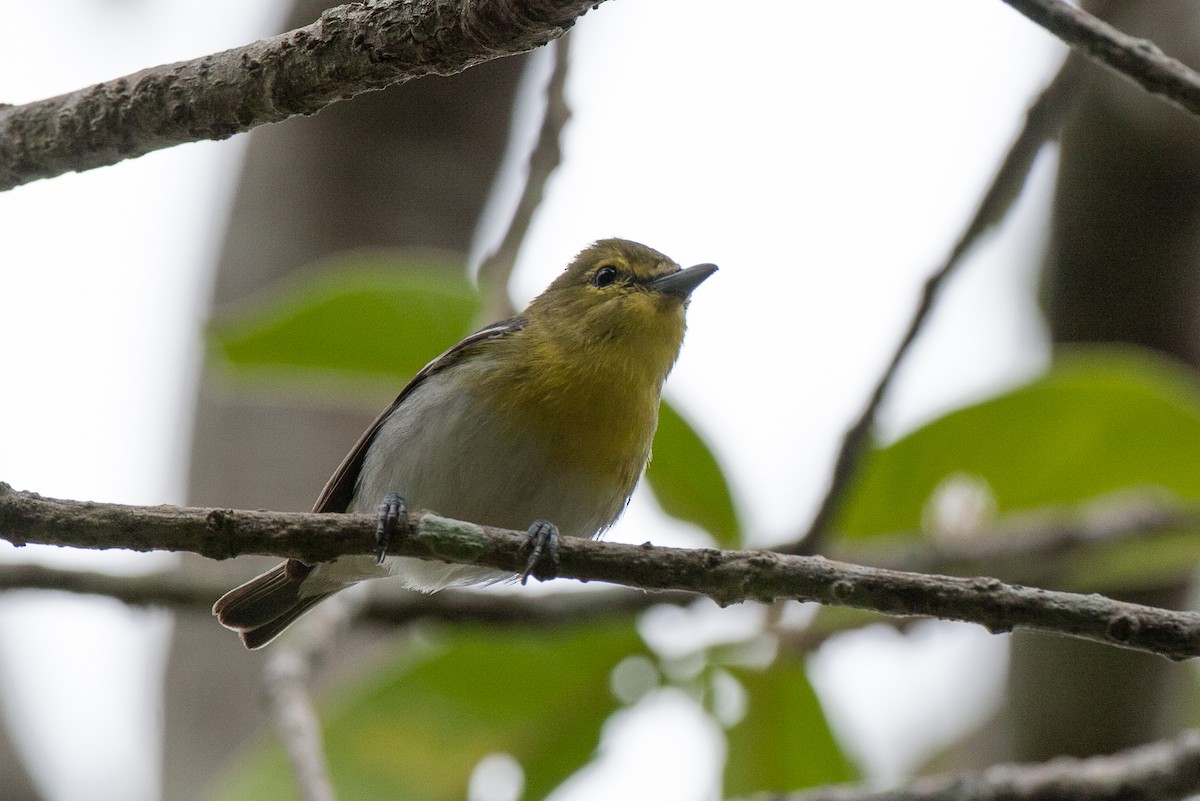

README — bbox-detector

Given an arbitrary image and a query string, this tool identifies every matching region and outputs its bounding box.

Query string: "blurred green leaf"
[839,346,1200,537]
[219,621,643,801]
[209,250,479,380]
[647,401,741,546]
[724,659,857,795]
[1060,529,1200,591]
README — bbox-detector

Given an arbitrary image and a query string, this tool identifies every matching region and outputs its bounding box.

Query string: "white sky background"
[0,2,1064,800]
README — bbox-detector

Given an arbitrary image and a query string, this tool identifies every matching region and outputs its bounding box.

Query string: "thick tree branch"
[1000,0,1200,118]
[4,483,1200,660]
[743,729,1200,801]
[7,491,1188,648]
[0,0,604,191]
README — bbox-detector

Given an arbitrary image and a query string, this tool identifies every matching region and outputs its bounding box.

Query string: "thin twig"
[4,483,1200,660]
[0,0,605,191]
[737,729,1200,801]
[999,0,1200,118]
[475,34,573,322]
[266,651,337,801]
[268,662,337,801]
[796,59,1083,554]
[264,592,366,801]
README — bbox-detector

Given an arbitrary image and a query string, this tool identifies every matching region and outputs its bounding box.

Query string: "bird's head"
[525,239,716,362]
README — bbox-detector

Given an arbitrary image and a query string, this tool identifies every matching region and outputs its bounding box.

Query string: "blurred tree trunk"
[1014,0,1200,761]
[161,2,527,798]
[0,700,42,801]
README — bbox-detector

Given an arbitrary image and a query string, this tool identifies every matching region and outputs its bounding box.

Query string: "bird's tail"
[212,560,334,650]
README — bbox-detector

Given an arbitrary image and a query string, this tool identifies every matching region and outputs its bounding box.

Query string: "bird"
[213,238,716,648]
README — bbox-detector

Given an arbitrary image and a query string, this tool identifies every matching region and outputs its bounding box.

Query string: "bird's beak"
[650,263,718,299]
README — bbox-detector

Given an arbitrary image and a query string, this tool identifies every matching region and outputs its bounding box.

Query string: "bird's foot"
[375,493,408,565]
[520,519,560,584]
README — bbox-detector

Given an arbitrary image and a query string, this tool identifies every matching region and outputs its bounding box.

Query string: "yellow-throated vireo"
[214,238,716,648]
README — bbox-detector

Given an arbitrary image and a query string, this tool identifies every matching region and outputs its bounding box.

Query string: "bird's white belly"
[310,367,627,593]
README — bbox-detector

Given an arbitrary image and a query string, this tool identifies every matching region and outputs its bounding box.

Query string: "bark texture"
[0,0,599,189]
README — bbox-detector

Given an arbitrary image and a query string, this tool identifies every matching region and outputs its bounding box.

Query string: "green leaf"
[217,621,644,801]
[724,659,857,795]
[647,401,741,546]
[1059,530,1200,591]
[209,249,479,380]
[840,346,1200,537]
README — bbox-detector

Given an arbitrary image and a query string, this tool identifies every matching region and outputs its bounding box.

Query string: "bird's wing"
[312,316,527,513]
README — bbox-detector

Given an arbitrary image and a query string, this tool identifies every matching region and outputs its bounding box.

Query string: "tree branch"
[0,0,605,191]
[741,729,1200,801]
[796,58,1082,553]
[7,491,1189,650]
[797,0,1200,557]
[475,34,573,322]
[265,599,356,801]
[831,491,1200,580]
[266,648,339,801]
[999,0,1200,119]
[0,561,690,626]
[4,483,1200,660]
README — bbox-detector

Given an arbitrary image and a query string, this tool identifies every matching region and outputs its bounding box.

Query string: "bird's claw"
[375,493,408,565]
[520,519,560,584]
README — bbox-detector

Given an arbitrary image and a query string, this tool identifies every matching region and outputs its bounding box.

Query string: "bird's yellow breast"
[478,294,686,491]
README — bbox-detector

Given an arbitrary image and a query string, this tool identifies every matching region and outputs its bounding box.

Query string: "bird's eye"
[591,265,620,287]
